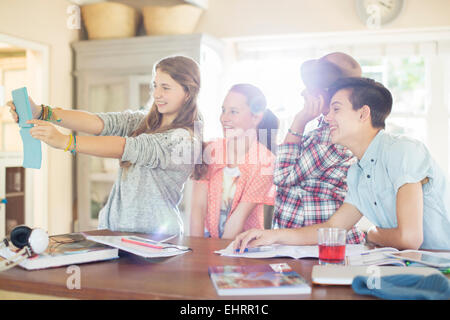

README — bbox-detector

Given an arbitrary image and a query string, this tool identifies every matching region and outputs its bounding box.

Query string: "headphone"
[0,225,49,271]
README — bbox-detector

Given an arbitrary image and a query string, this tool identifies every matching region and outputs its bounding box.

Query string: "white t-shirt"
[218,166,241,238]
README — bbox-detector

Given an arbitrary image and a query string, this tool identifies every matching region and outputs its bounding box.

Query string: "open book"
[215,242,367,259]
[209,263,311,296]
[346,247,450,267]
[346,247,407,266]
[311,265,441,286]
[0,233,119,270]
[86,235,191,258]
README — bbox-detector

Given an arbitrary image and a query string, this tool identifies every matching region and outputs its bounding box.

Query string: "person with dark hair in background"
[272,52,365,244]
[190,83,279,239]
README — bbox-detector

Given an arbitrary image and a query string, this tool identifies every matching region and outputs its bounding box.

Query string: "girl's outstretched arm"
[28,119,125,158]
[42,108,105,135]
[7,99,104,135]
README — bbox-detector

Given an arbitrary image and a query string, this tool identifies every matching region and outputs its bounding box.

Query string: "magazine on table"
[208,263,311,296]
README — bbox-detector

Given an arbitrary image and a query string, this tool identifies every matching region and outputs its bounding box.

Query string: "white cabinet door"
[0,155,25,239]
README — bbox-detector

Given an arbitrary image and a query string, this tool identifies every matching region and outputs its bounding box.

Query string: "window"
[225,44,449,175]
[225,57,310,143]
[222,29,450,175]
[226,56,429,144]
[361,56,427,143]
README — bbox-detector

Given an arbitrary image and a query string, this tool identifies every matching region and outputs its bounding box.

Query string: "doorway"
[0,34,49,238]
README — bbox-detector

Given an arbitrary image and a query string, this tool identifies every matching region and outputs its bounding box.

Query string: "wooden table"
[0,230,414,300]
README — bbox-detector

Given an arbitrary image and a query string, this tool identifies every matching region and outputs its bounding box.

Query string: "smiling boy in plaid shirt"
[272,52,365,244]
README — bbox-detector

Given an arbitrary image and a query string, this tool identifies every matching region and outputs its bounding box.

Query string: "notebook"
[208,263,311,296]
[346,247,407,266]
[311,265,441,286]
[12,87,33,128]
[19,128,42,169]
[346,247,450,267]
[0,233,119,270]
[12,87,41,169]
[216,242,366,259]
[86,235,191,258]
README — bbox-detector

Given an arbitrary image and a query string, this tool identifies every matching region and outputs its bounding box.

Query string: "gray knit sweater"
[95,110,199,236]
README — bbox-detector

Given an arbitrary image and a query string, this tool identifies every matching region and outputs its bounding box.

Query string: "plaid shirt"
[272,120,365,244]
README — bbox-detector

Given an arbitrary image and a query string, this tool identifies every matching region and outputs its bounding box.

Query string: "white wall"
[107,0,450,38]
[195,0,450,38]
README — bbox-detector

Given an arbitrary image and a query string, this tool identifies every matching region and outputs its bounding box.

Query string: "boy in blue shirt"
[234,77,450,251]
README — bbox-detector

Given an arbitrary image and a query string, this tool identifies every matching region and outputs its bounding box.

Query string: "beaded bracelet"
[40,104,61,122]
[70,133,77,155]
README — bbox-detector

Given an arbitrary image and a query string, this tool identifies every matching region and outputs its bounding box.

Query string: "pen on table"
[234,246,272,254]
[121,237,163,249]
[129,236,165,244]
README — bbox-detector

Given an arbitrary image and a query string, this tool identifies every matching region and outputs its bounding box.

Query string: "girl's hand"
[6,97,42,123]
[28,119,70,150]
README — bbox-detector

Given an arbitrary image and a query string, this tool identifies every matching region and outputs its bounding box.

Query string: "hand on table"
[232,228,280,254]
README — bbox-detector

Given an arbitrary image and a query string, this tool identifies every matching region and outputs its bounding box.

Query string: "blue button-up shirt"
[344,130,450,250]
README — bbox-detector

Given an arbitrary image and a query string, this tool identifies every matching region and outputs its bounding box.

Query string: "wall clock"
[356,0,405,28]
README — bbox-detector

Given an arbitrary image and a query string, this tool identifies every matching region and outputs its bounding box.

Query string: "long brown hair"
[121,55,204,175]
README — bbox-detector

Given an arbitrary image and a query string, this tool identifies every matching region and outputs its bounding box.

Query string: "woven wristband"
[43,105,48,121]
[41,105,61,122]
[38,105,44,120]
[70,134,77,155]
